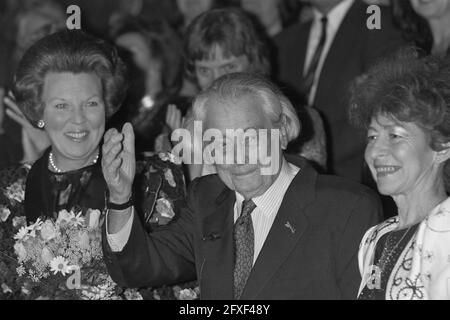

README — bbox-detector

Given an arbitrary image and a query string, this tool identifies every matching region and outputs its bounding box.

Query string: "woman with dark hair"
[350,49,450,300]
[110,17,189,153]
[0,0,65,168]
[9,30,186,227]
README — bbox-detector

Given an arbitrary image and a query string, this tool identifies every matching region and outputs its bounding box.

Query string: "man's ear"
[436,142,450,164]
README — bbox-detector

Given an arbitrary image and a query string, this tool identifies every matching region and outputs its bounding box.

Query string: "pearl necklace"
[49,151,99,173]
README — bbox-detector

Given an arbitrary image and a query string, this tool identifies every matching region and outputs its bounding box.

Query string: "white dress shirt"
[234,159,299,265]
[107,158,299,254]
[303,0,354,106]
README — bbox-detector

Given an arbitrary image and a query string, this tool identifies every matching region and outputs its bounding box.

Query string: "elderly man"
[102,73,381,299]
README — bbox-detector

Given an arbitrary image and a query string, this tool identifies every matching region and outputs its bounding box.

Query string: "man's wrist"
[109,194,131,204]
[107,191,133,210]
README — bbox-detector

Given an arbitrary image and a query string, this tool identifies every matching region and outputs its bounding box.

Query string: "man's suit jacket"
[274,1,406,182]
[103,156,382,299]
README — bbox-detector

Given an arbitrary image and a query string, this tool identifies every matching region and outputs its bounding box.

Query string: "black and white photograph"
[0,0,449,306]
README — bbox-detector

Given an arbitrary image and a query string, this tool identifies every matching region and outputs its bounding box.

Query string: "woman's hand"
[102,123,136,204]
[4,94,51,163]
[165,104,185,132]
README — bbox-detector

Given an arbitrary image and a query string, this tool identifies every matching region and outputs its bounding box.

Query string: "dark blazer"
[103,156,382,299]
[274,2,406,182]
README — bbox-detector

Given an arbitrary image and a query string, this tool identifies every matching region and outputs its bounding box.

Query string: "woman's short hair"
[184,8,271,80]
[349,48,450,191]
[191,72,300,142]
[13,29,128,126]
[112,17,184,97]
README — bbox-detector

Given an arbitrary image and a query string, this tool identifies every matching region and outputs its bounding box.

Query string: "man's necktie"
[233,199,257,300]
[301,16,328,101]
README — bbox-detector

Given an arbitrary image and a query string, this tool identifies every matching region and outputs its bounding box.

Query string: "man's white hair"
[188,72,301,141]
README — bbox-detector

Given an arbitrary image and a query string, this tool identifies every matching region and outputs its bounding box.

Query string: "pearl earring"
[37,120,45,128]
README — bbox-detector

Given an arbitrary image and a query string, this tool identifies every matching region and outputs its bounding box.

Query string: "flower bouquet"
[0,173,28,299]
[12,208,132,300]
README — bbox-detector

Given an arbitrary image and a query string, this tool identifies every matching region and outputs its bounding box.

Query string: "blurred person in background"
[110,17,188,153]
[275,0,405,183]
[240,0,303,38]
[392,0,450,57]
[174,0,239,34]
[0,0,65,168]
[108,0,180,37]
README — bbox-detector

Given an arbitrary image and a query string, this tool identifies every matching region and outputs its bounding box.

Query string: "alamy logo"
[366,4,381,30]
[170,121,281,175]
[66,5,81,30]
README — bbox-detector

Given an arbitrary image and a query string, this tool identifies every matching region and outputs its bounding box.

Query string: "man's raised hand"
[102,123,136,204]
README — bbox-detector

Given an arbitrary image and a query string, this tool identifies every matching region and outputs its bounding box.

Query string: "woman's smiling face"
[364,114,440,197]
[41,72,105,164]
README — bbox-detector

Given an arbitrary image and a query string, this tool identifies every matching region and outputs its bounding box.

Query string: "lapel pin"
[285,221,296,234]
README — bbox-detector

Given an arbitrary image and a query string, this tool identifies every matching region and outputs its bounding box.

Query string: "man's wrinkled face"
[203,93,286,199]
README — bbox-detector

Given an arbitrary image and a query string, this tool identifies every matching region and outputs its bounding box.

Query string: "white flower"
[1,283,12,294]
[27,218,43,232]
[123,288,143,300]
[168,152,182,165]
[16,265,26,276]
[164,168,176,187]
[56,209,72,225]
[12,216,27,229]
[14,242,28,262]
[50,256,71,276]
[0,205,11,222]
[40,220,57,241]
[178,288,198,300]
[21,286,31,296]
[156,198,175,219]
[4,181,25,203]
[14,227,29,241]
[78,230,90,250]
[86,209,101,229]
[41,247,54,265]
[158,153,170,162]
[159,152,182,165]
[69,211,85,227]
